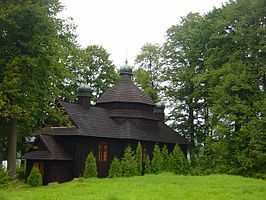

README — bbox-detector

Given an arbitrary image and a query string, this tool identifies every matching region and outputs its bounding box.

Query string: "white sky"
[59,0,228,67]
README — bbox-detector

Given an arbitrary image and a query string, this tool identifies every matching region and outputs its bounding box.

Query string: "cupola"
[153,103,165,121]
[96,61,155,107]
[77,84,92,109]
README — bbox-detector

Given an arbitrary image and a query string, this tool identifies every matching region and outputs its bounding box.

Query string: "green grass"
[0,173,265,200]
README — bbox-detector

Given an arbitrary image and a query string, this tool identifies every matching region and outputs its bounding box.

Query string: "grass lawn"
[0,173,265,200]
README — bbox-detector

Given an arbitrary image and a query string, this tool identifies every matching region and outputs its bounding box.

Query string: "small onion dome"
[155,102,165,109]
[119,60,133,76]
[77,84,93,97]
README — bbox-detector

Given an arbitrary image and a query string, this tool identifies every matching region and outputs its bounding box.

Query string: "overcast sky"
[59,0,228,67]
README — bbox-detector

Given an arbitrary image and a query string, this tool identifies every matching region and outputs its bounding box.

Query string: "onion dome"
[77,84,93,97]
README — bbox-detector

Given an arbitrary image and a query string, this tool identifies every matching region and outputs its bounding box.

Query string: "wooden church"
[22,66,189,185]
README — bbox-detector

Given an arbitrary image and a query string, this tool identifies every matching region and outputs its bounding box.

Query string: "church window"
[98,142,108,161]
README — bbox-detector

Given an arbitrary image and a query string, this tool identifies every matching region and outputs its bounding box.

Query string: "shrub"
[136,142,142,175]
[0,168,11,187]
[121,145,137,177]
[26,167,42,187]
[108,157,122,178]
[161,145,170,172]
[167,153,174,172]
[172,144,187,174]
[151,144,163,174]
[144,154,151,174]
[16,165,26,180]
[83,152,97,178]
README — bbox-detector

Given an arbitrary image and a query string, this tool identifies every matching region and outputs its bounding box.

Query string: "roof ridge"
[39,134,53,154]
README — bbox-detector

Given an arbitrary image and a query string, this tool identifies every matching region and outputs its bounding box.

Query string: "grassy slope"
[0,173,265,200]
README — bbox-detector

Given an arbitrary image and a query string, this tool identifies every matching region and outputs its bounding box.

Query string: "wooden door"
[33,161,44,180]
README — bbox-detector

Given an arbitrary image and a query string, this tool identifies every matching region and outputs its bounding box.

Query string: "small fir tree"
[136,142,143,175]
[151,144,163,174]
[172,144,187,174]
[161,145,170,172]
[108,157,122,178]
[121,145,137,177]
[83,152,97,178]
[26,167,42,187]
[144,154,151,174]
[167,153,174,172]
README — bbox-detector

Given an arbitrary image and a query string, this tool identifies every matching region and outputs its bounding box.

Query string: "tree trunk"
[7,119,17,179]
[0,140,3,168]
[188,104,196,166]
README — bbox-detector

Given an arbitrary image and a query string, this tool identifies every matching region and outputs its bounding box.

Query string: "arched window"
[98,142,108,161]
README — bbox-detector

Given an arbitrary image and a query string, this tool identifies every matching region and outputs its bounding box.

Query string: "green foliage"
[134,43,161,102]
[161,145,170,172]
[0,168,11,187]
[108,157,122,178]
[83,152,97,178]
[16,164,26,180]
[162,12,207,166]
[121,146,137,177]
[144,155,151,174]
[0,0,78,177]
[162,0,266,178]
[172,145,187,174]
[26,167,42,187]
[133,69,159,102]
[151,144,163,174]
[136,142,142,175]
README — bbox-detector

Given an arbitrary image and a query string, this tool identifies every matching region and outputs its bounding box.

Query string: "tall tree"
[162,0,265,177]
[59,45,119,103]
[134,43,162,102]
[78,45,119,102]
[0,0,76,178]
[162,13,208,165]
[199,0,266,176]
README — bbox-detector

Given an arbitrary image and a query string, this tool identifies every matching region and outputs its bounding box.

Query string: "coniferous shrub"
[172,144,187,174]
[136,142,142,175]
[108,157,122,178]
[151,144,163,174]
[161,145,170,172]
[26,167,42,187]
[144,154,151,174]
[167,153,174,172]
[83,152,97,178]
[121,145,137,177]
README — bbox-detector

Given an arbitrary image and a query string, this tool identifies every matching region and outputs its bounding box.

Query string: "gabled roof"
[52,101,189,144]
[97,76,155,106]
[22,134,73,160]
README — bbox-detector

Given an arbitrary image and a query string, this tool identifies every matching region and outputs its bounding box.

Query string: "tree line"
[134,0,265,178]
[0,0,265,180]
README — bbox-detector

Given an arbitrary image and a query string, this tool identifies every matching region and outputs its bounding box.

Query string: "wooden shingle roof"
[97,75,155,106]
[52,102,189,144]
[22,134,73,160]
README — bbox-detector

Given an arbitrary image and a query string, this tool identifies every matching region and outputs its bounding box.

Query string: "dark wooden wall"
[56,136,187,178]
[26,160,74,185]
[26,136,188,184]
